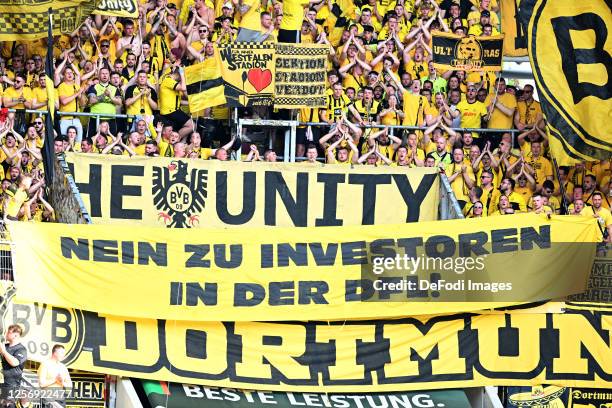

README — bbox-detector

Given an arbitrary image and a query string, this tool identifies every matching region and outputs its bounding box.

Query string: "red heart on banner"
[247,68,272,93]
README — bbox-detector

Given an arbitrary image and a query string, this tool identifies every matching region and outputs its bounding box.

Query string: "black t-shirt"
[1,343,27,386]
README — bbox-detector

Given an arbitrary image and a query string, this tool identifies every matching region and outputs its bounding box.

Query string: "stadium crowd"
[0,0,608,238]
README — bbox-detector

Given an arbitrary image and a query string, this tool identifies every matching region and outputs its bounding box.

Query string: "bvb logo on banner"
[152,161,208,228]
[521,0,612,162]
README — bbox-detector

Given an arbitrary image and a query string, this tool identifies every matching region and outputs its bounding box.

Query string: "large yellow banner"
[0,0,97,41]
[7,214,601,321]
[1,285,609,392]
[220,43,276,107]
[500,0,528,56]
[521,0,612,163]
[64,153,440,227]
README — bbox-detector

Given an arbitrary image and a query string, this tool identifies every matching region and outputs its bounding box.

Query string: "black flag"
[43,8,56,183]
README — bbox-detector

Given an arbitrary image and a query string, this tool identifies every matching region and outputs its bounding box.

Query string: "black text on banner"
[432,33,504,72]
[64,153,440,228]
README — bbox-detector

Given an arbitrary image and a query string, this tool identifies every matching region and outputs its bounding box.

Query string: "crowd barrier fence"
[9,109,519,161]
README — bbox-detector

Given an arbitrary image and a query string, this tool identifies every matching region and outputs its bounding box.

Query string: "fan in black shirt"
[0,324,27,408]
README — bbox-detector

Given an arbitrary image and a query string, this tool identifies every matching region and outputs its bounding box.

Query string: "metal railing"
[0,222,13,281]
[239,119,519,163]
[54,155,93,224]
[11,108,520,145]
[439,174,465,220]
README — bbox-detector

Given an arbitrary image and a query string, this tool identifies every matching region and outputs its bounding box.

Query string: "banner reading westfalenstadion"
[7,214,601,322]
[94,0,138,18]
[220,43,276,107]
[432,33,504,71]
[1,285,609,392]
[64,153,440,227]
[0,0,97,41]
[185,43,328,109]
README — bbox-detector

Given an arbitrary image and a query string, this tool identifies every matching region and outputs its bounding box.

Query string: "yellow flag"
[185,51,227,111]
[522,0,612,162]
[0,0,97,41]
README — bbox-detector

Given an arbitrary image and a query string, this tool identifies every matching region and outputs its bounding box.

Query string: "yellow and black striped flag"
[185,51,226,112]
[521,0,612,164]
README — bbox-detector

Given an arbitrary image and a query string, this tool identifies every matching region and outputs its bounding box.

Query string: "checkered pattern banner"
[0,0,96,41]
[274,43,329,109]
[275,43,331,56]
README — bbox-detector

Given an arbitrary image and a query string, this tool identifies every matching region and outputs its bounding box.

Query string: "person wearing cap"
[468,10,500,36]
[300,19,316,44]
[467,0,499,29]
[360,25,377,46]
[215,3,235,25]
[211,16,237,45]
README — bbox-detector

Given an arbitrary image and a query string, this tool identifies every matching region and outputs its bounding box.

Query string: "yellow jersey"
[402,91,429,127]
[517,100,542,126]
[159,77,181,115]
[239,0,262,31]
[485,92,517,129]
[3,86,26,109]
[457,100,487,129]
[57,82,80,116]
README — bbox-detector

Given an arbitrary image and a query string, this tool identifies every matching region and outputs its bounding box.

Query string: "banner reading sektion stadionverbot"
[64,153,440,227]
[274,43,328,108]
[7,214,601,322]
[1,284,609,392]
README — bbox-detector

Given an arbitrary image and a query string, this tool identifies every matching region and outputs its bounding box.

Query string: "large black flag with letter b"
[520,0,611,165]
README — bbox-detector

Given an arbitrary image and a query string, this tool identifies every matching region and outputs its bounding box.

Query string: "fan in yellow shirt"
[485,78,517,129]
[514,85,542,130]
[581,192,612,242]
[446,148,476,207]
[235,0,264,41]
[457,86,488,128]
[2,74,28,110]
